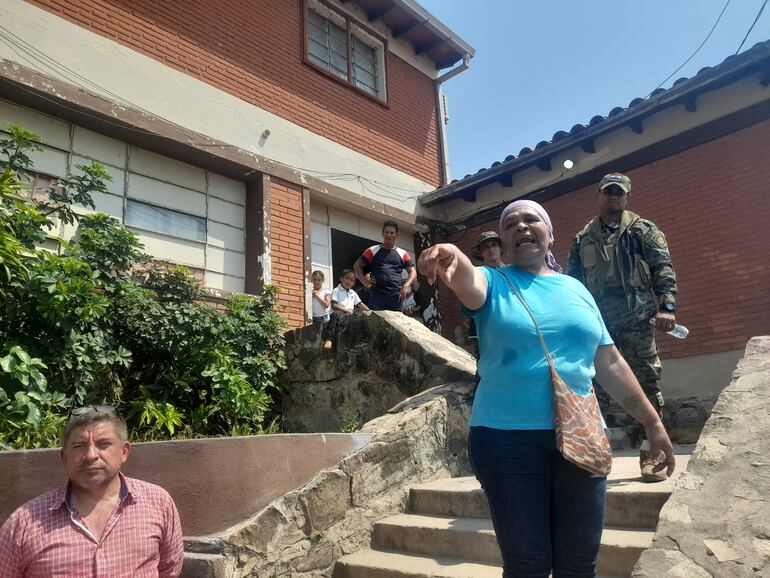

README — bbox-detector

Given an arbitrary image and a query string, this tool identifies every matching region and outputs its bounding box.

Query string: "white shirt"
[331,284,361,311]
[312,288,331,317]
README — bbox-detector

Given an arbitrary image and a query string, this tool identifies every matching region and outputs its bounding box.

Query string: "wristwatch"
[660,301,676,313]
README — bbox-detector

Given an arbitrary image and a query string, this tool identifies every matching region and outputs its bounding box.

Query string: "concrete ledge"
[0,432,370,535]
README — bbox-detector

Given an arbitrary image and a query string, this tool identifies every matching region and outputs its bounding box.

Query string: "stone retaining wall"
[282,311,475,435]
[183,311,478,576]
[633,336,770,578]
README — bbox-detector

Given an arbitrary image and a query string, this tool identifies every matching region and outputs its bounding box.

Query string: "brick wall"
[27,0,442,185]
[270,179,306,328]
[439,118,770,359]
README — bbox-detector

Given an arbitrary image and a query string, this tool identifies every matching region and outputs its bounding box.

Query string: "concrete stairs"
[334,448,691,578]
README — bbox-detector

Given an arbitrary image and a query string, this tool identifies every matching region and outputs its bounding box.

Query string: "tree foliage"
[0,124,286,449]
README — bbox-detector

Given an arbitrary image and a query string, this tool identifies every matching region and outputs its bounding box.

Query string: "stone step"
[372,513,499,564]
[603,451,691,528]
[334,548,625,578]
[333,548,624,578]
[333,549,502,578]
[597,526,654,577]
[409,476,489,519]
[409,452,691,528]
[372,513,653,576]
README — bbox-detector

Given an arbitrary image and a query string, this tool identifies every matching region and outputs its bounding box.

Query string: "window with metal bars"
[305,1,386,101]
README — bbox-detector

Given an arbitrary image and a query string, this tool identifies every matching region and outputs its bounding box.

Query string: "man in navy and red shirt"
[354,220,416,311]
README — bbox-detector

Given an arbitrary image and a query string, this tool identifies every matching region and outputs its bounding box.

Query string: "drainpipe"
[434,53,471,185]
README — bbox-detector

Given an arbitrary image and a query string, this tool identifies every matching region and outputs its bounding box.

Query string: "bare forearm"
[353,261,367,285]
[404,267,417,288]
[594,344,676,477]
[594,345,660,428]
[436,246,484,307]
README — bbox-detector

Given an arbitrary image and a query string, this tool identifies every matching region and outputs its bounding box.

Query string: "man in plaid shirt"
[0,407,184,577]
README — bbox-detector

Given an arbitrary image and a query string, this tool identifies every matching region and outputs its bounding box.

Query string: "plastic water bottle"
[667,324,689,339]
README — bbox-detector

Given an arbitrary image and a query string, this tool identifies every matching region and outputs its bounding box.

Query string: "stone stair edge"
[336,548,625,578]
[408,452,692,490]
[376,512,654,538]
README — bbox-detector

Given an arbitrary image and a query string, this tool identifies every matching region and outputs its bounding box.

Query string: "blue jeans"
[468,427,606,578]
[368,292,401,311]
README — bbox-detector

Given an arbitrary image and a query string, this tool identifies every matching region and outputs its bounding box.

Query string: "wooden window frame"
[302,0,390,107]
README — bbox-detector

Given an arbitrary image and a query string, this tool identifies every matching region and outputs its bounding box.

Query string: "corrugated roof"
[421,39,770,207]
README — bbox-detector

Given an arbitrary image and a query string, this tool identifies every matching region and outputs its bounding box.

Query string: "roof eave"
[420,41,770,207]
[391,0,475,60]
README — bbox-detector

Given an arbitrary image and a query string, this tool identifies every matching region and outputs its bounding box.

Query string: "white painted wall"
[0,99,246,293]
[1,0,436,215]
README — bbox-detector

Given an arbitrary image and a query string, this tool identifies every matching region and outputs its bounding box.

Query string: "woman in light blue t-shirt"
[418,200,674,578]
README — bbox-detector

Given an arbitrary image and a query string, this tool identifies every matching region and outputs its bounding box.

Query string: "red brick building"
[418,41,770,401]
[0,0,472,327]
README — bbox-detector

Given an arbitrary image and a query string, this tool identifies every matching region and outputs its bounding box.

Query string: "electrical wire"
[0,27,436,201]
[0,25,140,110]
[735,0,769,54]
[645,0,732,98]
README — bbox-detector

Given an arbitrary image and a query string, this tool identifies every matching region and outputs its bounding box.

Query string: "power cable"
[0,61,430,201]
[645,0,732,98]
[735,0,769,54]
[0,28,435,200]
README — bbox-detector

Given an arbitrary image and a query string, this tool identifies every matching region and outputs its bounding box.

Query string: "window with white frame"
[305,0,387,101]
[125,199,206,242]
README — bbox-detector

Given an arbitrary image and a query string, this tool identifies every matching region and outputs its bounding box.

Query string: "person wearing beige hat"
[471,230,504,268]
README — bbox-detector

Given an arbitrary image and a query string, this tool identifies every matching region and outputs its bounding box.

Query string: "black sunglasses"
[70,405,119,417]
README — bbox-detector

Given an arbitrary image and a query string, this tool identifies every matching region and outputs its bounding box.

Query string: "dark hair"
[340,268,355,278]
[63,409,128,445]
[382,220,399,233]
[311,270,325,279]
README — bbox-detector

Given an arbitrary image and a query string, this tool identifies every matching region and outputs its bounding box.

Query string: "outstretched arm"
[594,344,675,477]
[417,244,487,311]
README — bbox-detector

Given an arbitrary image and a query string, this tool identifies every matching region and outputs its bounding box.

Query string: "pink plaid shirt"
[0,474,184,578]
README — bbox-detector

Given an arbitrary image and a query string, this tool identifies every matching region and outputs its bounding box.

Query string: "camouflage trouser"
[594,295,664,435]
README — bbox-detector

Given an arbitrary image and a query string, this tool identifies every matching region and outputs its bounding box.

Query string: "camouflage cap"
[471,231,502,260]
[599,173,631,194]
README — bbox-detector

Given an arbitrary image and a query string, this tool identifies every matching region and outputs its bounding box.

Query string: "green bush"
[0,124,286,449]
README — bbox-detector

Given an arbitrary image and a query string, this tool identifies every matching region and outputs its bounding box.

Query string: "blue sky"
[418,0,770,182]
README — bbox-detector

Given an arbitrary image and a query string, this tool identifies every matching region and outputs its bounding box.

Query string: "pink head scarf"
[499,200,562,273]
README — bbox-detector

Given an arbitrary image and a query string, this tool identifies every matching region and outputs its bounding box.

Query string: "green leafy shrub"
[0,124,286,449]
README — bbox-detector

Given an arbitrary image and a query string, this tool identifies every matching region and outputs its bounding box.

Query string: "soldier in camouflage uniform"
[567,173,678,482]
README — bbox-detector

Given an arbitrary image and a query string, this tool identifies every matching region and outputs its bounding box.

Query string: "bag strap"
[500,270,555,372]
